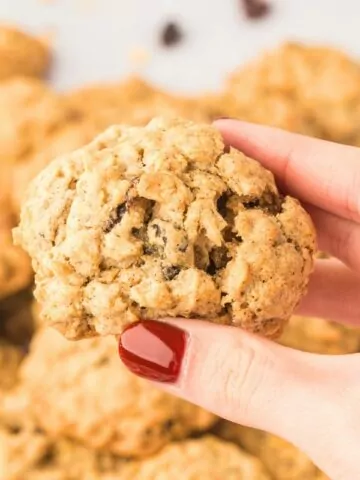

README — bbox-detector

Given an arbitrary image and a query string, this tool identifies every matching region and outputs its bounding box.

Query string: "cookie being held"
[14,117,316,340]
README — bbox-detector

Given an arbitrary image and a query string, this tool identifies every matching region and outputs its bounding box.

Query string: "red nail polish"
[118,320,187,383]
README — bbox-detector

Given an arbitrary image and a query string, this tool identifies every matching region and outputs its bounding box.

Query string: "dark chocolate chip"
[206,258,217,276]
[152,224,161,237]
[217,193,229,219]
[210,247,230,270]
[242,0,271,20]
[162,265,181,280]
[131,227,142,238]
[160,22,183,47]
[243,199,260,209]
[104,203,127,233]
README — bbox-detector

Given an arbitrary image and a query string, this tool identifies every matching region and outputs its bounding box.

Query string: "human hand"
[119,120,360,480]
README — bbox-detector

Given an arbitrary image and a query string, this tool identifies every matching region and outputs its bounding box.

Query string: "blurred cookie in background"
[0,184,32,304]
[11,117,102,215]
[279,315,360,354]
[199,90,315,135]
[65,76,210,128]
[216,421,329,480]
[19,328,217,457]
[227,42,360,144]
[0,24,50,81]
[0,77,76,165]
[0,428,270,480]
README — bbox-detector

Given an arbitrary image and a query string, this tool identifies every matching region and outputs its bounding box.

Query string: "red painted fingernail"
[118,320,187,383]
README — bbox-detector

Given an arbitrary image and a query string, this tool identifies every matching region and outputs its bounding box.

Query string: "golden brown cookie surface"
[15,118,316,339]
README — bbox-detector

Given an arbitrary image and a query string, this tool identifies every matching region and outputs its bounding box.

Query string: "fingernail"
[118,320,187,383]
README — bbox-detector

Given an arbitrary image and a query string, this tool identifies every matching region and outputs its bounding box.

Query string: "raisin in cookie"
[15,117,316,340]
[0,25,50,80]
[217,422,328,480]
[19,328,216,456]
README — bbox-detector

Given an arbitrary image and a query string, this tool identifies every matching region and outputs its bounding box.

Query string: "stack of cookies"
[1,22,360,479]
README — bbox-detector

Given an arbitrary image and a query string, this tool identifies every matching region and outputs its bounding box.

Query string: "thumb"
[118,319,323,434]
[118,319,360,479]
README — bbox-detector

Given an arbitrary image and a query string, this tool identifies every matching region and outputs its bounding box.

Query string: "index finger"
[215,119,360,224]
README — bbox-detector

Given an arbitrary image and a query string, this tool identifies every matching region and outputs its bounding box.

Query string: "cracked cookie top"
[15,117,316,340]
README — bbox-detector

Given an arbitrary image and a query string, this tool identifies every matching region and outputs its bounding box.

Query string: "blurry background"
[1,1,360,479]
[0,0,358,92]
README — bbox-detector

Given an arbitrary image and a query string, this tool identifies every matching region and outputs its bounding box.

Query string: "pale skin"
[153,120,360,480]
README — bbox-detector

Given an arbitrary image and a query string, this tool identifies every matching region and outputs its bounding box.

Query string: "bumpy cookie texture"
[20,328,216,456]
[217,422,327,480]
[227,42,360,143]
[0,77,73,163]
[0,25,50,80]
[15,118,316,340]
[279,315,360,354]
[0,432,270,480]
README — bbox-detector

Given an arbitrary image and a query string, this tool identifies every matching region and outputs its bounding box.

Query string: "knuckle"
[202,338,274,423]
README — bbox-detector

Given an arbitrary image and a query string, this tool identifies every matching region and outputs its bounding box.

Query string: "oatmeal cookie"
[278,315,360,354]
[0,77,74,164]
[217,422,327,480]
[20,328,216,456]
[200,92,316,135]
[0,431,270,480]
[228,42,360,143]
[65,77,209,128]
[15,118,316,340]
[0,25,50,80]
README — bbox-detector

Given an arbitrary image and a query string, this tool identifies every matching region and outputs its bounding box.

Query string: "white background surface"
[0,0,360,94]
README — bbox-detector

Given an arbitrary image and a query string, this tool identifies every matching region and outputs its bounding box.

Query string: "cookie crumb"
[160,22,183,47]
[242,0,271,20]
